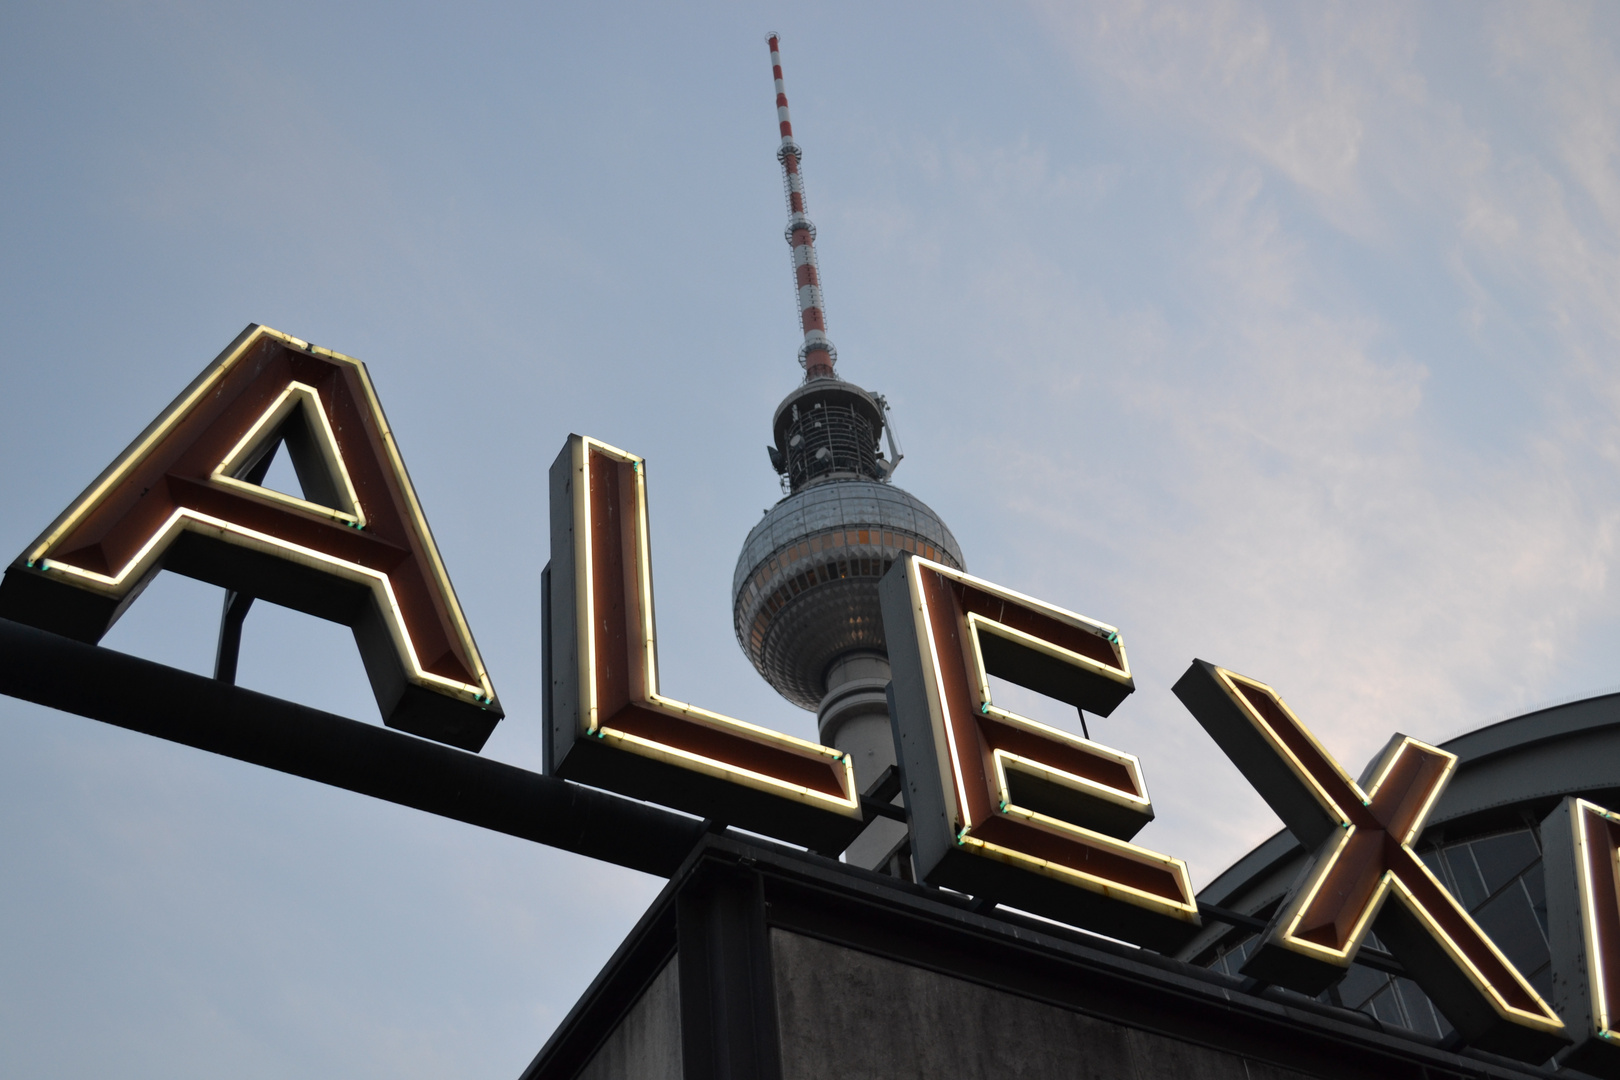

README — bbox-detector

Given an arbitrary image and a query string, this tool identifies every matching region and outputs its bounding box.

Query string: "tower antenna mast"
[768,33,836,381]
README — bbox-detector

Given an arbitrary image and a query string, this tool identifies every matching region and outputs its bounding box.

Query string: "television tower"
[732,33,964,870]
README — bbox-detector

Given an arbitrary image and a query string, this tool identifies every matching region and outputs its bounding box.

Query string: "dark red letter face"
[1542,797,1620,1078]
[0,325,500,751]
[880,554,1199,951]
[546,436,864,854]
[1174,661,1564,1062]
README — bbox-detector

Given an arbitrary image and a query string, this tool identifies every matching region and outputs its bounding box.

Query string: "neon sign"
[1173,661,1565,1060]
[881,554,1198,950]
[544,435,864,853]
[3,386,1605,1063]
[1542,797,1620,1077]
[536,447,1580,1060]
[0,325,501,750]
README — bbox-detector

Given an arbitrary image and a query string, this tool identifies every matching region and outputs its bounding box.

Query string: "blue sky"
[5,2,1620,1076]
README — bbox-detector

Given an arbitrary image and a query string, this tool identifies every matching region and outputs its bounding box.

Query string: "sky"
[4,1,1620,1076]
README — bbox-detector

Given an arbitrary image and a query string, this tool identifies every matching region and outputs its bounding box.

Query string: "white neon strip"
[903,556,1196,916]
[1363,736,1454,846]
[982,714,1147,790]
[1384,870,1562,1027]
[1273,823,1369,962]
[633,453,661,699]
[601,729,856,814]
[1215,667,1355,823]
[210,382,366,528]
[1273,729,1454,969]
[26,329,274,564]
[959,826,1197,918]
[576,435,858,813]
[912,555,1130,679]
[911,556,972,831]
[1221,671,1559,1028]
[990,747,1151,819]
[1270,828,1559,1034]
[1275,801,1560,1026]
[27,326,496,705]
[575,437,601,733]
[344,344,494,698]
[969,613,1130,690]
[1575,799,1618,1036]
[41,507,485,702]
[1599,809,1618,1034]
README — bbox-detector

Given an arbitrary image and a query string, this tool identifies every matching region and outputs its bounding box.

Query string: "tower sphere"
[731,378,964,712]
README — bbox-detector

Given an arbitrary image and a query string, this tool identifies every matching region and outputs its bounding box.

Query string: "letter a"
[0,325,501,750]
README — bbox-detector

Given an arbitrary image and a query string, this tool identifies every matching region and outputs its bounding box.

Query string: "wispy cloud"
[853,0,1620,875]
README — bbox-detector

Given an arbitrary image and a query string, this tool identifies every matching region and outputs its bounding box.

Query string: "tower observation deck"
[732,34,963,867]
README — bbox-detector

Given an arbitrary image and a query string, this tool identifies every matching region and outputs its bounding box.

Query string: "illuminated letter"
[878,554,1199,950]
[1173,660,1565,1060]
[0,325,501,750]
[1542,797,1620,1078]
[545,435,863,853]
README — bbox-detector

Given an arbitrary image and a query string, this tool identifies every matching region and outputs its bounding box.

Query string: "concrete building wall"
[771,930,1314,1080]
[577,958,682,1080]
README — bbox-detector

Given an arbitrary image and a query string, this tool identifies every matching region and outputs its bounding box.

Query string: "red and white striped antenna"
[767,32,836,381]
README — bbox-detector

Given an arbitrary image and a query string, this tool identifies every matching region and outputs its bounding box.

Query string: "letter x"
[1174,660,1565,1061]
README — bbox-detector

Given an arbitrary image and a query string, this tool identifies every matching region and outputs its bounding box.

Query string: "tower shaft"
[768,34,836,380]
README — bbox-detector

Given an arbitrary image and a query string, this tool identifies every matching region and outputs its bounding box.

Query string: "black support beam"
[0,616,705,878]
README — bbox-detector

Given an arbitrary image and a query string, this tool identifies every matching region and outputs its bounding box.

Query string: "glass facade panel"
[1470,830,1539,896]
[1472,880,1549,977]
[1443,844,1488,910]
[1530,962,1553,1004]
[1211,934,1254,978]
[1524,860,1549,939]
[1395,978,1443,1039]
[1336,963,1388,1011]
[1367,984,1404,1027]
